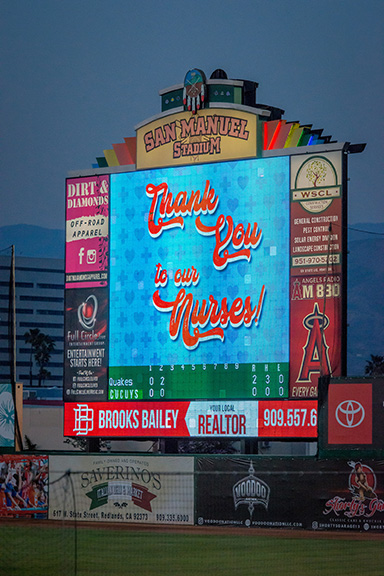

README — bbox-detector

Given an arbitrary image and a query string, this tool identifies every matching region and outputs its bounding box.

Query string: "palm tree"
[365,354,384,377]
[24,329,55,386]
[24,328,41,386]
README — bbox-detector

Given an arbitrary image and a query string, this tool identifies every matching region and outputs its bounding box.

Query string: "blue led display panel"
[109,157,290,400]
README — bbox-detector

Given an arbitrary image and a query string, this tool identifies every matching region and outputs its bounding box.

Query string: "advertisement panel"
[109,156,290,402]
[63,400,317,439]
[0,384,14,448]
[64,287,109,401]
[328,383,372,445]
[195,457,384,532]
[49,454,194,525]
[65,175,109,289]
[319,378,384,453]
[290,152,344,397]
[136,109,258,170]
[0,454,48,518]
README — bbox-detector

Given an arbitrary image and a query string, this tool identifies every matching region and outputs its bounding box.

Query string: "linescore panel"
[108,362,289,400]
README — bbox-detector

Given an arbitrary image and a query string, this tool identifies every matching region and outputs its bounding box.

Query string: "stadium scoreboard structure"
[63,68,358,440]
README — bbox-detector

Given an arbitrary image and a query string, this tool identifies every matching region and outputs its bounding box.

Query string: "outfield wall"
[1,453,383,533]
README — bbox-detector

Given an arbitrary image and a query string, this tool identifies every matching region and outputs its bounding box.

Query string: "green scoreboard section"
[109,362,289,401]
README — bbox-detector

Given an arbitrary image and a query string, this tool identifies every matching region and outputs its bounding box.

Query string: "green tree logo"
[306,160,327,187]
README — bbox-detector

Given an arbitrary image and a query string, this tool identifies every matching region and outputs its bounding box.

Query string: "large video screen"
[108,157,290,400]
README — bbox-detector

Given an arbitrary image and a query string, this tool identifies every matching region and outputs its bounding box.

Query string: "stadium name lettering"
[143,115,250,153]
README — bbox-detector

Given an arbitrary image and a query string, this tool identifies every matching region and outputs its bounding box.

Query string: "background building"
[0,254,64,398]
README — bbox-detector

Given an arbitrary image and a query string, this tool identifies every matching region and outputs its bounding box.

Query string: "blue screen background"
[109,157,290,367]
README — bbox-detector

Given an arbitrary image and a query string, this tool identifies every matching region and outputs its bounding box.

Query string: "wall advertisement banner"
[49,455,194,525]
[0,454,48,518]
[195,457,384,532]
[65,175,109,289]
[63,400,318,439]
[289,152,344,397]
[0,384,14,448]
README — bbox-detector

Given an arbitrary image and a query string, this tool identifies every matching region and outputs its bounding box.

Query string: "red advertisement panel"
[290,152,344,398]
[258,400,317,438]
[64,401,190,437]
[289,275,342,397]
[64,400,318,439]
[328,383,372,445]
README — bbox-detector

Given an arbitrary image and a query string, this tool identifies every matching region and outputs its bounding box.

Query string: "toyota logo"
[335,400,365,428]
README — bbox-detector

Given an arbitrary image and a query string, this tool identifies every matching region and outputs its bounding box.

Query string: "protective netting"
[1,465,383,576]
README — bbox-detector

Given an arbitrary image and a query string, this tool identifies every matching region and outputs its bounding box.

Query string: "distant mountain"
[0,225,64,258]
[0,223,383,377]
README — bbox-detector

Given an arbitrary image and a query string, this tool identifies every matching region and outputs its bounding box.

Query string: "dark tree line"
[365,354,384,377]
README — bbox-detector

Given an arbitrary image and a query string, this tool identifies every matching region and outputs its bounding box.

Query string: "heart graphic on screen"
[134,270,145,282]
[237,262,248,277]
[227,285,239,300]
[134,312,144,325]
[228,330,239,343]
[134,228,145,242]
[124,332,134,346]
[227,198,239,212]
[124,249,135,263]
[238,176,249,190]
[124,290,135,304]
[237,351,248,363]
[125,207,135,221]
[158,332,167,345]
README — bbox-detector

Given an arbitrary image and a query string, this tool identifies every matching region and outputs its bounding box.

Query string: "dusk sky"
[1,0,383,230]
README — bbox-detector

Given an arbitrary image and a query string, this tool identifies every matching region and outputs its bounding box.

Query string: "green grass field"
[1,523,383,576]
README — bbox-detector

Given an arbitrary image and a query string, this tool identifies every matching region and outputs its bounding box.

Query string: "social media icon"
[78,247,85,264]
[87,249,97,264]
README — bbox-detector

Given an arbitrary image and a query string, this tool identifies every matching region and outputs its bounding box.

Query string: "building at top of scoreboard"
[88,68,346,173]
